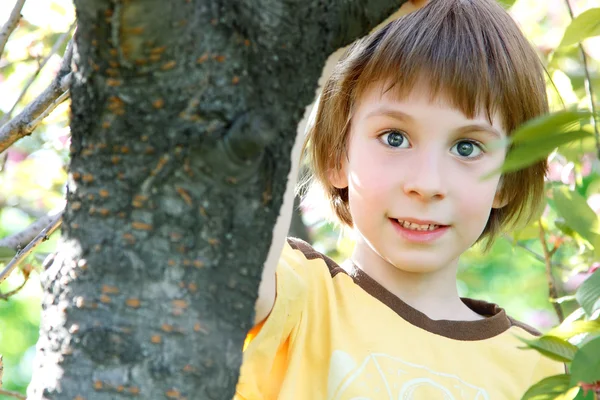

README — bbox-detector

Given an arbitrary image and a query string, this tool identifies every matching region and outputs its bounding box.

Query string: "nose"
[402,149,447,201]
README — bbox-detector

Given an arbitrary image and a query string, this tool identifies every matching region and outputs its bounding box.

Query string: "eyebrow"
[365,107,503,138]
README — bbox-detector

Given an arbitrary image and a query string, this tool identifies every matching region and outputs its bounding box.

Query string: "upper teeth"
[398,220,439,231]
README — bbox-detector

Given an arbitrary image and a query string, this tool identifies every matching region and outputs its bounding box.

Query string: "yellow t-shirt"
[235,238,564,400]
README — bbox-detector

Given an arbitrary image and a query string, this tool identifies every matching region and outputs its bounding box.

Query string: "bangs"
[302,0,549,246]
[352,0,547,133]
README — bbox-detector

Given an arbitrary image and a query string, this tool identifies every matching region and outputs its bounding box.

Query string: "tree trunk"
[27,1,404,398]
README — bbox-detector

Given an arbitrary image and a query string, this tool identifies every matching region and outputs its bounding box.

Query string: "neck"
[350,239,482,322]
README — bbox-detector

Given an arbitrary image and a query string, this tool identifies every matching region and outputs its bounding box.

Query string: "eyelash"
[377,129,486,160]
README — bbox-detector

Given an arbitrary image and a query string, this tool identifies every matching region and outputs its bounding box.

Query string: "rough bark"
[288,195,310,242]
[27,0,404,399]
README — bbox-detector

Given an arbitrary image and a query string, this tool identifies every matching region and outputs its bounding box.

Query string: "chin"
[386,253,450,274]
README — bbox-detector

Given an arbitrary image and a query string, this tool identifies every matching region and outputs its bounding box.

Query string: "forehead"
[352,80,506,135]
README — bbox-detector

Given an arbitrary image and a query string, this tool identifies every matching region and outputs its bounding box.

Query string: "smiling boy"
[327,81,509,323]
[235,0,564,399]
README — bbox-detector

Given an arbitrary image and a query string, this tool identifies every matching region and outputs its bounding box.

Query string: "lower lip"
[390,219,450,243]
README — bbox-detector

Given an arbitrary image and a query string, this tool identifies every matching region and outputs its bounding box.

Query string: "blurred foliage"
[0,0,74,396]
[0,0,598,398]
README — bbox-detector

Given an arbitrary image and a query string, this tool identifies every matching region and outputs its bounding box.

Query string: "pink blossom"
[560,163,575,185]
[546,161,562,182]
[5,149,28,170]
[524,309,557,331]
[564,263,598,292]
[581,155,592,177]
[564,272,591,292]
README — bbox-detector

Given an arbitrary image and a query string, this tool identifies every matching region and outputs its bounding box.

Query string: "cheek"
[454,175,499,220]
[346,146,395,199]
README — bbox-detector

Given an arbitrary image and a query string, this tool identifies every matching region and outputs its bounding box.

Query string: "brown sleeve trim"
[286,237,348,279]
[507,316,541,336]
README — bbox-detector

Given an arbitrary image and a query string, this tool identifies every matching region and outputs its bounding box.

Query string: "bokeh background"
[0,0,598,396]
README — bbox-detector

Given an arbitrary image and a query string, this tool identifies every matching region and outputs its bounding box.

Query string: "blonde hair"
[301,0,548,248]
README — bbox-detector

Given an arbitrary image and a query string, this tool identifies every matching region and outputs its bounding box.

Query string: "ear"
[328,161,348,189]
[492,192,509,209]
[492,178,509,209]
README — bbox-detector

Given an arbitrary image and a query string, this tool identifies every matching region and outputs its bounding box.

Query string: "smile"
[396,220,440,231]
[390,218,450,243]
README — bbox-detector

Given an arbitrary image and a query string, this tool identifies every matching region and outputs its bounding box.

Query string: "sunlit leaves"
[570,337,600,386]
[0,1,74,394]
[491,110,594,175]
[521,375,578,400]
[511,111,592,144]
[513,220,541,241]
[501,130,591,174]
[497,0,518,9]
[575,270,600,317]
[552,187,600,244]
[519,336,578,363]
[546,320,600,340]
[558,8,600,48]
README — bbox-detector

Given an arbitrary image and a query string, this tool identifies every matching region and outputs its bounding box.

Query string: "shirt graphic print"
[327,350,489,400]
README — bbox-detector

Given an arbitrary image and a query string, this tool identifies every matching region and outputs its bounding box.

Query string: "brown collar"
[344,259,512,341]
[287,237,516,341]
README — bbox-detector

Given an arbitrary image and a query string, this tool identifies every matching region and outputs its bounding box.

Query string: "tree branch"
[0,212,62,286]
[0,212,61,249]
[503,234,568,270]
[564,0,599,160]
[0,53,40,70]
[324,0,409,50]
[0,273,29,300]
[0,23,75,125]
[538,221,564,322]
[0,40,73,154]
[0,388,27,400]
[237,0,406,54]
[0,0,26,57]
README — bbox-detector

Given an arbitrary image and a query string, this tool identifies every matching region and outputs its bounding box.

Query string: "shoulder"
[285,237,330,263]
[284,237,347,278]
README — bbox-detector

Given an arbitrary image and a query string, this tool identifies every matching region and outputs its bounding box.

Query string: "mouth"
[393,218,448,231]
[390,218,450,243]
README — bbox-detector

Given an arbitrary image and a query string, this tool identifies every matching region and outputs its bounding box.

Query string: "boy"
[236,0,564,398]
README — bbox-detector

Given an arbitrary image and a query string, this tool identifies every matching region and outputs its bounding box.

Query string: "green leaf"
[497,0,518,9]
[500,130,591,173]
[595,236,600,260]
[521,374,577,400]
[547,320,600,340]
[482,111,594,178]
[555,218,577,238]
[576,269,600,316]
[514,221,541,241]
[510,110,591,145]
[519,336,578,363]
[570,336,600,386]
[559,8,600,48]
[573,387,596,400]
[553,187,600,244]
[563,308,586,325]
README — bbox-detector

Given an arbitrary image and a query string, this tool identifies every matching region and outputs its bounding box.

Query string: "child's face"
[331,81,507,273]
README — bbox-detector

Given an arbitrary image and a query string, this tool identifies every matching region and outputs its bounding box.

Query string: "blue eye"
[450,140,484,158]
[381,130,409,148]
